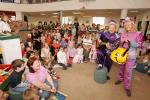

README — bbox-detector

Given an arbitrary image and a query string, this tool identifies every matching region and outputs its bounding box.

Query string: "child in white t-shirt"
[73,44,84,63]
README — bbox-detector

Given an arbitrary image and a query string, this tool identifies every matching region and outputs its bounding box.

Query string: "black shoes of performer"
[126,89,131,97]
[107,76,110,80]
[115,80,122,85]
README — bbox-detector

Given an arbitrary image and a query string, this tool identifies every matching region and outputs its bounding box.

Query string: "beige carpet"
[56,62,150,100]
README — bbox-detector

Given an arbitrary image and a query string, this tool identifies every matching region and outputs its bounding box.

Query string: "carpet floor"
[56,62,150,100]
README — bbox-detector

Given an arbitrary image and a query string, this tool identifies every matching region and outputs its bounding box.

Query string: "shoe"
[67,64,72,67]
[62,66,67,70]
[107,76,110,80]
[40,97,45,100]
[84,61,88,63]
[115,80,122,85]
[126,90,131,97]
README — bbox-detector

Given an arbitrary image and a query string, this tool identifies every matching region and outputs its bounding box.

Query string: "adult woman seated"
[26,57,58,99]
[136,50,150,75]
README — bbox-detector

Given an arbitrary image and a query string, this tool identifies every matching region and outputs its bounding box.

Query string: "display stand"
[0,35,22,64]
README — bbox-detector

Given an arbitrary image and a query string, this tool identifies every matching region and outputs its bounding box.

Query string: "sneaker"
[62,66,67,70]
[107,76,110,80]
[41,97,45,100]
[67,64,72,67]
[84,61,88,63]
[126,89,131,97]
[115,80,122,85]
[39,90,43,93]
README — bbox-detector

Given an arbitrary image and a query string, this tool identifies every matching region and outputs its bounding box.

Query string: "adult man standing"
[0,14,11,34]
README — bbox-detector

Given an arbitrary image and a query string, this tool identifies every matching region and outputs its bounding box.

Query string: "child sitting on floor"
[135,50,150,75]
[73,44,84,63]
[41,42,54,69]
[89,40,97,62]
[9,59,30,93]
[57,47,70,70]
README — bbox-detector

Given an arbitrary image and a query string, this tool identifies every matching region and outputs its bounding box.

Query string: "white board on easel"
[0,35,22,64]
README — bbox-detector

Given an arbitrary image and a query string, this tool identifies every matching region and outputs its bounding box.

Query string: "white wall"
[136,11,150,34]
[27,15,120,27]
[0,0,150,12]
[78,17,93,25]
[136,11,150,21]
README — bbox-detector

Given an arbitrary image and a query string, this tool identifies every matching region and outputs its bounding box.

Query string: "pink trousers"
[118,59,136,90]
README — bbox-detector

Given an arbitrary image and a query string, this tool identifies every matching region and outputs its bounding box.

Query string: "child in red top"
[51,39,60,56]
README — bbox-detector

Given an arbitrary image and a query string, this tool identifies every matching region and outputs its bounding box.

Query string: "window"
[92,17,105,25]
[62,17,69,24]
[62,17,73,24]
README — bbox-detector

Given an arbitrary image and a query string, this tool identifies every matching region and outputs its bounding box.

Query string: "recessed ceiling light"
[107,12,112,13]
[73,12,81,14]
[53,16,58,17]
[52,12,58,15]
[83,16,90,17]
[41,13,46,15]
[129,10,139,13]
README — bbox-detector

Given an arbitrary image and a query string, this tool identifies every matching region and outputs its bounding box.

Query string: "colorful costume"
[117,32,143,90]
[97,31,120,72]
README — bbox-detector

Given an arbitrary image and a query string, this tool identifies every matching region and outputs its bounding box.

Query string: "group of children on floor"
[135,33,150,75]
[1,19,150,99]
[3,22,99,100]
[22,27,98,70]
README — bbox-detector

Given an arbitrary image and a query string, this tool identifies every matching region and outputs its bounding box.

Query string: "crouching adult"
[26,57,58,99]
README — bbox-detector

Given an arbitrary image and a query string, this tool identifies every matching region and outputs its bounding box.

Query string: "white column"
[120,9,128,19]
[60,11,63,26]
[15,12,23,21]
[118,9,128,34]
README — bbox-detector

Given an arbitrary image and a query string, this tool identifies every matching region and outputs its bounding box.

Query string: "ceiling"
[23,9,150,17]
[0,9,149,18]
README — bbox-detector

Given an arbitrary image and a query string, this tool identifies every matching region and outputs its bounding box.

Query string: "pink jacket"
[68,48,77,58]
[121,32,143,59]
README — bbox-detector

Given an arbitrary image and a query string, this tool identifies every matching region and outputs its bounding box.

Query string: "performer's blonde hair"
[124,20,136,32]
[124,17,137,32]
